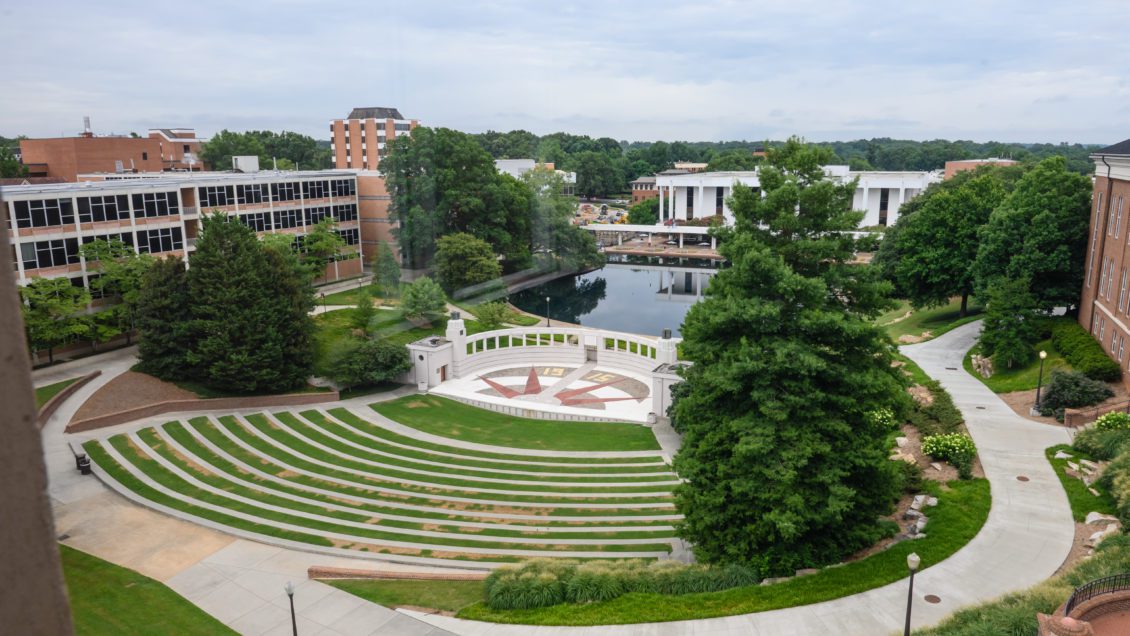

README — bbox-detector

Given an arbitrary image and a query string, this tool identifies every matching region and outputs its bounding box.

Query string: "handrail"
[1064,572,1130,615]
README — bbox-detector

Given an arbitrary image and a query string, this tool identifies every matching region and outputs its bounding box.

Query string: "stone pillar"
[446,312,467,369]
[895,187,905,220]
[678,233,683,248]
[656,328,678,365]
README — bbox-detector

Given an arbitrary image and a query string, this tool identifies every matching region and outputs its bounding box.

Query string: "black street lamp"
[285,581,297,635]
[903,552,921,636]
[320,292,326,314]
[545,295,551,328]
[1035,350,1048,412]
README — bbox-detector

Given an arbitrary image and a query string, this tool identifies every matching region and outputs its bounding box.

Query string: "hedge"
[1050,320,1122,382]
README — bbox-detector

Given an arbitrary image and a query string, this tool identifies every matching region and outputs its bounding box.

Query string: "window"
[1109,260,1119,299]
[879,188,890,226]
[394,123,411,131]
[77,195,130,223]
[136,227,184,254]
[273,208,301,229]
[1113,332,1119,355]
[1100,317,1107,341]
[331,179,356,197]
[716,187,724,215]
[333,204,357,222]
[685,188,694,220]
[304,206,332,226]
[1100,258,1110,296]
[197,185,233,208]
[81,232,134,248]
[1119,269,1128,312]
[142,152,148,161]
[131,191,179,217]
[336,228,360,246]
[302,180,329,200]
[183,144,190,154]
[1117,196,1124,238]
[236,183,268,205]
[271,182,298,202]
[1120,336,1125,362]
[239,212,270,233]
[21,238,81,269]
[12,198,75,229]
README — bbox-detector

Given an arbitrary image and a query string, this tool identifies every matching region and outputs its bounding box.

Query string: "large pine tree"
[673,138,906,576]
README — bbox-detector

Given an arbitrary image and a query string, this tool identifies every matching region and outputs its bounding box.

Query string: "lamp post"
[904,552,921,636]
[284,581,297,635]
[545,295,551,328]
[1035,350,1048,412]
[320,292,326,314]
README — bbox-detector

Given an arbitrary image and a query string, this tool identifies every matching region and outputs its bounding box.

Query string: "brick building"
[1079,140,1130,369]
[329,107,417,171]
[20,128,203,182]
[944,158,1019,180]
[630,176,657,204]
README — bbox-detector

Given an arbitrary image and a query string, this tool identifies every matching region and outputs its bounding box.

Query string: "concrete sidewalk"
[403,320,1076,635]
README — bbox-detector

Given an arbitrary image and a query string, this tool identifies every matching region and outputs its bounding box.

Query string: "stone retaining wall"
[66,390,339,433]
[307,566,487,581]
[1064,401,1130,428]
[37,371,101,430]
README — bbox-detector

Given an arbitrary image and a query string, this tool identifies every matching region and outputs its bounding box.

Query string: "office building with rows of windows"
[3,170,362,291]
[1079,139,1130,373]
[330,107,417,172]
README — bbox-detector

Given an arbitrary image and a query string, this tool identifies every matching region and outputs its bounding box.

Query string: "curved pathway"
[405,320,1076,635]
[42,321,1075,634]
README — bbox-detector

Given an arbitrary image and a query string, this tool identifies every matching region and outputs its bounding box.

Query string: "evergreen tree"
[375,242,401,295]
[352,288,376,330]
[136,257,192,378]
[673,138,905,576]
[978,277,1038,369]
[401,277,447,322]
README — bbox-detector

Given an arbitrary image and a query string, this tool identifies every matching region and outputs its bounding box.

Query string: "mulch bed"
[73,371,198,423]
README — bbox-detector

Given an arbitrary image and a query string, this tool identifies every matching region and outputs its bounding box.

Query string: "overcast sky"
[2,0,1128,144]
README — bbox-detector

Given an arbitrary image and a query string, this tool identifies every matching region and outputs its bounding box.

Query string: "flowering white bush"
[921,432,977,479]
[866,407,897,429]
[1095,411,1130,431]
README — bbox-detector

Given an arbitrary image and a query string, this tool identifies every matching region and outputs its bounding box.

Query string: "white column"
[860,186,869,213]
[695,185,704,219]
[658,186,665,221]
[894,187,905,222]
[679,233,683,248]
[669,186,676,221]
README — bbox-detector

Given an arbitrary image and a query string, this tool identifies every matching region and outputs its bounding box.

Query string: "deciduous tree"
[19,277,91,364]
[673,137,905,576]
[80,238,153,345]
[327,338,410,390]
[375,242,401,295]
[434,233,502,296]
[400,276,447,322]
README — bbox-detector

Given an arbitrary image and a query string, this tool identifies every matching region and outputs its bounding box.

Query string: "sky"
[2,0,1129,145]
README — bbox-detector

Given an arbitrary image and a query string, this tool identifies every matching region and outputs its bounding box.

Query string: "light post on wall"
[903,552,921,636]
[284,581,297,635]
[1035,350,1048,413]
[545,295,551,328]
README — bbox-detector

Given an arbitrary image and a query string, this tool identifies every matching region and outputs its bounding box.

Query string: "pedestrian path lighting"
[320,292,327,313]
[903,552,921,636]
[285,581,297,635]
[545,295,551,327]
[1035,350,1048,411]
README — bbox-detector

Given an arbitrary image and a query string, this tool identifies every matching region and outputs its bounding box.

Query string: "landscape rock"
[930,462,943,471]
[912,533,927,539]
[1080,459,1099,470]
[760,577,791,586]
[904,509,923,520]
[1054,450,1073,460]
[795,568,819,577]
[895,437,909,448]
[889,452,916,464]
[926,497,938,507]
[1067,461,1080,472]
[1085,511,1120,526]
[1088,487,1102,497]
[911,494,926,511]
[915,516,929,533]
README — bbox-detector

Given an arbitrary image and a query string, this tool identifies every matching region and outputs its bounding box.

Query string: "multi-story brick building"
[1079,140,1130,369]
[630,176,657,204]
[19,127,203,182]
[329,107,417,171]
[943,158,1019,180]
[3,169,363,291]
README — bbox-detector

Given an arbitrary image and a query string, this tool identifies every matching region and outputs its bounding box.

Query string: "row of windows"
[12,198,75,229]
[337,228,359,246]
[136,227,184,254]
[132,192,179,217]
[18,238,81,270]
[240,213,271,233]
[78,195,131,223]
[197,180,356,207]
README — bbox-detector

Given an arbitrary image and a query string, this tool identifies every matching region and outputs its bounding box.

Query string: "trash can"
[78,456,92,475]
[74,453,86,470]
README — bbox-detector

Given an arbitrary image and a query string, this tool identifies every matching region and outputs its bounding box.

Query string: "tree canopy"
[434,232,502,296]
[672,137,905,576]
[200,130,330,171]
[19,276,91,363]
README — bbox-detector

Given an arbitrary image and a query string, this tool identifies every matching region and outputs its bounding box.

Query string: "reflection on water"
[509,256,719,337]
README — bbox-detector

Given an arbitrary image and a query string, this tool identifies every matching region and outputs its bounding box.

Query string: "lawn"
[61,544,235,635]
[458,479,991,625]
[327,578,485,613]
[370,395,661,452]
[963,338,1070,393]
[35,377,79,408]
[1045,444,1117,521]
[878,298,984,343]
[894,352,932,387]
[319,281,393,307]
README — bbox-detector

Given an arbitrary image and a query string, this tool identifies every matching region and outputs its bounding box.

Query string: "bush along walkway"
[403,320,1075,635]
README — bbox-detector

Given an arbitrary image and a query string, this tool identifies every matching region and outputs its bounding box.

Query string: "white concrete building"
[654,167,939,227]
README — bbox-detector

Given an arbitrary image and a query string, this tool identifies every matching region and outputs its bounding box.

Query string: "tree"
[19,277,91,364]
[978,277,1038,370]
[80,238,154,345]
[183,213,314,393]
[1,144,27,178]
[877,169,1010,316]
[199,130,328,171]
[352,289,376,330]
[672,137,905,577]
[400,276,447,322]
[627,198,659,226]
[434,233,502,296]
[136,257,192,378]
[521,167,603,272]
[705,150,761,172]
[574,151,622,198]
[474,302,509,330]
[375,242,401,295]
[327,338,410,390]
[972,156,1092,312]
[301,218,346,280]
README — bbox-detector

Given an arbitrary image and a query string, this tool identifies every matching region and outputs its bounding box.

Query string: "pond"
[508,255,721,337]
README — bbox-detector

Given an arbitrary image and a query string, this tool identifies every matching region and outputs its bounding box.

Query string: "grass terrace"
[878,298,984,343]
[35,377,79,408]
[83,402,678,566]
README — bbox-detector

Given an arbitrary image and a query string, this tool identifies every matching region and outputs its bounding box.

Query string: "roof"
[657,169,690,175]
[630,176,656,184]
[1094,139,1130,156]
[0,169,358,196]
[347,107,406,120]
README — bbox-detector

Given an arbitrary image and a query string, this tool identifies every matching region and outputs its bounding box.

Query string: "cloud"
[1,0,1129,144]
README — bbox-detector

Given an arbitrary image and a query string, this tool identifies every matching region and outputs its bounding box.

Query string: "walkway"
[403,320,1076,635]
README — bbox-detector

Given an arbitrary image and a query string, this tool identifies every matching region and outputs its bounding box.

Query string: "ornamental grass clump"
[922,433,977,479]
[484,559,759,610]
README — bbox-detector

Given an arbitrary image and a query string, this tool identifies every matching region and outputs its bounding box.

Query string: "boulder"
[930,462,943,471]
[926,497,939,507]
[912,533,927,540]
[795,568,819,577]
[760,577,791,586]
[915,516,929,533]
[1085,511,1120,526]
[1054,450,1074,460]
[904,509,922,520]
[911,494,926,511]
[895,437,909,448]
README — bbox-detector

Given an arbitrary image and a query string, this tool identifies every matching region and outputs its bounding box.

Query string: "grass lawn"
[319,282,394,307]
[61,544,235,635]
[878,298,984,343]
[35,377,79,408]
[894,352,932,387]
[458,479,990,625]
[962,339,1070,394]
[327,578,485,613]
[1045,444,1118,521]
[371,395,661,452]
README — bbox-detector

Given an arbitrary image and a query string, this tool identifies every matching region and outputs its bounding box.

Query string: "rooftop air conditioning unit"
[231,155,260,173]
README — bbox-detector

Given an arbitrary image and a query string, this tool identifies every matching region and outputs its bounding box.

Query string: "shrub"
[866,407,897,429]
[1050,320,1122,382]
[922,433,977,479]
[1095,411,1130,431]
[895,459,924,494]
[908,379,964,437]
[484,559,758,610]
[1039,370,1114,420]
[473,302,510,331]
[326,338,410,390]
[855,233,881,252]
[1073,427,1130,461]
[400,276,447,321]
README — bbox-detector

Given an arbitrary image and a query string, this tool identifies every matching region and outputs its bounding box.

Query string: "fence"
[1063,400,1130,429]
[1064,573,1130,616]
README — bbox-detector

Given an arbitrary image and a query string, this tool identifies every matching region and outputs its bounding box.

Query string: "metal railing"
[1064,573,1130,615]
